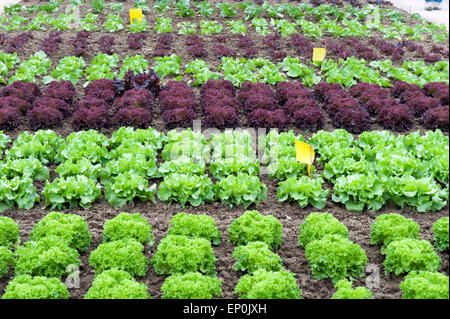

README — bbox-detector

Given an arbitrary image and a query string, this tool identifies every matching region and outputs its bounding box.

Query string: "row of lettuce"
[0,127,448,214]
[2,78,449,136]
[1,1,448,43]
[1,50,448,88]
[0,210,448,299]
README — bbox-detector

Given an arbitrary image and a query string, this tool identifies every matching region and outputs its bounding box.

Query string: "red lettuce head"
[75,98,109,111]
[43,80,77,105]
[365,98,396,116]
[422,105,449,132]
[244,94,279,114]
[292,106,326,132]
[162,107,197,129]
[33,97,72,118]
[0,81,41,103]
[114,107,152,128]
[391,81,421,98]
[333,107,372,134]
[114,88,154,110]
[72,107,110,131]
[27,106,63,130]
[0,96,31,115]
[203,106,239,129]
[377,104,414,132]
[422,82,449,105]
[407,96,441,117]
[276,82,312,104]
[283,98,318,117]
[247,109,287,128]
[0,106,22,130]
[85,79,117,104]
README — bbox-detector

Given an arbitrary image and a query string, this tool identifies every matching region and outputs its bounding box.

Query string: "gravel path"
[390,0,449,29]
[1,0,448,28]
[0,0,21,14]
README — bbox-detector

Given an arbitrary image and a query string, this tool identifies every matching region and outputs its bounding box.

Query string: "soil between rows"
[2,0,449,142]
[0,174,448,299]
[0,0,449,300]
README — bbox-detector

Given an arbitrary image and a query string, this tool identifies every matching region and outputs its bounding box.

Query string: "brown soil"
[0,0,449,300]
[0,169,448,299]
[2,0,449,142]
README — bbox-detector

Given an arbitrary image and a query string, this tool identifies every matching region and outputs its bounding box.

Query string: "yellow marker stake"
[312,48,326,62]
[129,8,143,24]
[295,140,315,178]
[306,164,312,178]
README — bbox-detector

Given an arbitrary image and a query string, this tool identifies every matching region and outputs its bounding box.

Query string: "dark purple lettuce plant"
[247,109,287,128]
[72,107,110,131]
[0,107,21,130]
[28,106,63,130]
[292,106,326,132]
[377,104,414,132]
[203,106,239,129]
[422,105,449,132]
[114,107,152,128]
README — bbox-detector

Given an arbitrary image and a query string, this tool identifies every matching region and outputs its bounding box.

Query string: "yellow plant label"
[307,164,312,178]
[295,140,315,178]
[312,48,326,62]
[129,8,143,24]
